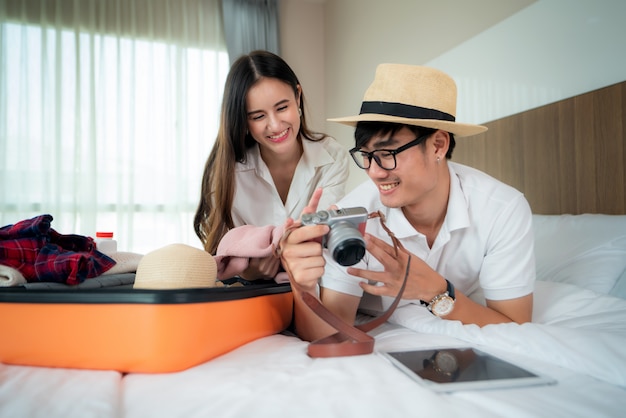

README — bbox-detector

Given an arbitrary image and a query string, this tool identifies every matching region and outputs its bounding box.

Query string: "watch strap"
[445,279,455,299]
[420,279,455,306]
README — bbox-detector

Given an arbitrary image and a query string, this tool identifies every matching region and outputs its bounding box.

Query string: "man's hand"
[301,187,323,217]
[278,187,330,293]
[279,219,329,293]
[347,233,447,302]
[349,234,533,326]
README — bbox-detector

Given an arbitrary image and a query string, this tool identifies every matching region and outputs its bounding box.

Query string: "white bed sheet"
[390,280,626,387]
[119,333,626,418]
[0,364,121,418]
[2,282,625,418]
[119,280,626,418]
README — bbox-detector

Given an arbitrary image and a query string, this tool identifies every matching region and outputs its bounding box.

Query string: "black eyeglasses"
[349,133,431,170]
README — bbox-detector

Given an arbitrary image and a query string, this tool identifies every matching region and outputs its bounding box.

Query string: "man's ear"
[432,130,450,159]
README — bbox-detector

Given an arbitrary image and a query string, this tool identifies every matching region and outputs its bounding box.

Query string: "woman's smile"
[267,127,290,143]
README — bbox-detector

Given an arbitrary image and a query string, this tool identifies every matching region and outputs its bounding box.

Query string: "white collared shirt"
[231,136,350,227]
[320,162,535,312]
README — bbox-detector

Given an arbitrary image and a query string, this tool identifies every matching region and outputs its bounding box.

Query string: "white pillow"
[532,214,626,296]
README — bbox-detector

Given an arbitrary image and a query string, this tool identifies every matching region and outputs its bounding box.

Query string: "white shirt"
[232,136,350,227]
[320,162,536,313]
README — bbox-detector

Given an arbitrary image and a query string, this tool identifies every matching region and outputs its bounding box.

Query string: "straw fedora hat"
[328,64,487,137]
[133,244,218,290]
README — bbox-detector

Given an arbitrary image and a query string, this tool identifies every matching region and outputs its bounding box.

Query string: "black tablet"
[380,347,556,392]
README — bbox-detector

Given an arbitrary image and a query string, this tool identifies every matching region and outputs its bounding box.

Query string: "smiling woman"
[0,0,229,254]
[193,50,350,281]
[245,77,304,203]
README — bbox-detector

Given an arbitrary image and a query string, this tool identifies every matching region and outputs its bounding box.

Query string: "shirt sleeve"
[479,194,536,301]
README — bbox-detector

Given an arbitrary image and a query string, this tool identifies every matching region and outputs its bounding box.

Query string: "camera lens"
[326,222,366,266]
[333,239,366,266]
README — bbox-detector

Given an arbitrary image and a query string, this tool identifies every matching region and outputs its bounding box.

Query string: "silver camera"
[301,207,368,266]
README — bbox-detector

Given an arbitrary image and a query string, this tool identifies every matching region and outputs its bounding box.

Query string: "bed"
[1,218,626,418]
[3,84,626,417]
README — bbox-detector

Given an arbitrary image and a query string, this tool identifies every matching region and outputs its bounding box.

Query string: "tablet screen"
[380,348,556,392]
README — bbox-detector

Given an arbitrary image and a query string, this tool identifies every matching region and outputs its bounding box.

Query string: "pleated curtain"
[0,0,229,253]
[221,0,280,65]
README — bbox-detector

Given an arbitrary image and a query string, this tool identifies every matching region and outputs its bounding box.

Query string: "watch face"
[434,351,459,375]
[432,295,454,317]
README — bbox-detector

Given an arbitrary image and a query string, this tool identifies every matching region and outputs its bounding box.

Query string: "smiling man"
[279,64,535,343]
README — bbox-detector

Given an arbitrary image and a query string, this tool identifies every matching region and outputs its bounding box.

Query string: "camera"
[301,207,368,266]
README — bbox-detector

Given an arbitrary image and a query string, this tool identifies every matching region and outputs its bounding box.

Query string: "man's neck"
[402,165,450,247]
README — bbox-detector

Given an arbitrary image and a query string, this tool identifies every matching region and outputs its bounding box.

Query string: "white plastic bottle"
[95,231,117,255]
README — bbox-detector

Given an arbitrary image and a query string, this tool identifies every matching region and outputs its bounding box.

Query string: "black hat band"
[359,101,455,122]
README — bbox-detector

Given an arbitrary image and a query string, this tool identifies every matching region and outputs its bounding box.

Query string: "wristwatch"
[422,279,456,317]
[432,350,459,377]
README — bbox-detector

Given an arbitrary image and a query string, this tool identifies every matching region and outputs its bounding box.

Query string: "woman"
[194,50,349,281]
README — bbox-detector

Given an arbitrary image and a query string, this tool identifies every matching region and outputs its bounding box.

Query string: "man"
[280,64,535,343]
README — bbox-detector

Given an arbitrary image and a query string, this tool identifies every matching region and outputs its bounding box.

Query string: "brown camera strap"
[277,211,409,358]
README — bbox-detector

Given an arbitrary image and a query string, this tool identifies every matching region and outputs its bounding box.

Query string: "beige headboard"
[453,81,626,215]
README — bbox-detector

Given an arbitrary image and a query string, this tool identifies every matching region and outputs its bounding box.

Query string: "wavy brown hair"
[193,50,326,253]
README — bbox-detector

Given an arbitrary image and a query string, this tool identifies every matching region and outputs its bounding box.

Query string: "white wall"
[281,0,626,192]
[279,0,326,130]
[427,0,626,125]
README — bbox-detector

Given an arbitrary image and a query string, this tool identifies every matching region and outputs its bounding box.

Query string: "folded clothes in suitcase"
[0,274,293,373]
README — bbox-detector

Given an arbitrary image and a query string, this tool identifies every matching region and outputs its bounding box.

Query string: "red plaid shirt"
[0,214,116,285]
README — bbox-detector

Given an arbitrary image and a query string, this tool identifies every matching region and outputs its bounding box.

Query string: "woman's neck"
[260,139,303,204]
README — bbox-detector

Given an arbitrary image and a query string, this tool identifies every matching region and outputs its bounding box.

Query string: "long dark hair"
[193,50,325,253]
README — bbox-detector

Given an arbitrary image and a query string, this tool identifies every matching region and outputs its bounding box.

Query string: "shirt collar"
[237,144,275,184]
[300,137,335,170]
[446,162,471,232]
[383,162,470,239]
[238,138,334,173]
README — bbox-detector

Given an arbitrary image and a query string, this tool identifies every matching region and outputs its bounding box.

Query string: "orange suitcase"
[0,280,292,373]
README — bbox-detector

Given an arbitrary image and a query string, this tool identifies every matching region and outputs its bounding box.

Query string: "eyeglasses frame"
[349,133,432,171]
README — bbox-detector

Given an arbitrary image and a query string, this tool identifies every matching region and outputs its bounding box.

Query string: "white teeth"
[269,129,289,139]
[380,183,398,191]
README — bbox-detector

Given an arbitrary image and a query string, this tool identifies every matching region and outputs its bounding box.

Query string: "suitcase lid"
[0,280,292,304]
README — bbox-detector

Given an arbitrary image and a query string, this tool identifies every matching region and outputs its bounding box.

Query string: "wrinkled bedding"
[2,281,625,418]
[118,280,626,418]
[389,280,626,387]
[1,214,625,417]
[0,366,121,417]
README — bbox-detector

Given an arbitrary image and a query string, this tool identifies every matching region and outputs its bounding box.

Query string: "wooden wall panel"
[454,81,626,214]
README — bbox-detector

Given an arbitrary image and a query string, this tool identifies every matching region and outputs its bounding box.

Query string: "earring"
[298,108,302,117]
[436,156,441,164]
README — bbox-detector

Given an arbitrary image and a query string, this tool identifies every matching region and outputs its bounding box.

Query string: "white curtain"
[221,0,279,65]
[0,0,229,254]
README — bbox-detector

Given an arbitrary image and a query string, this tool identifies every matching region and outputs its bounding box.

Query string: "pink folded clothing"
[214,225,289,284]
